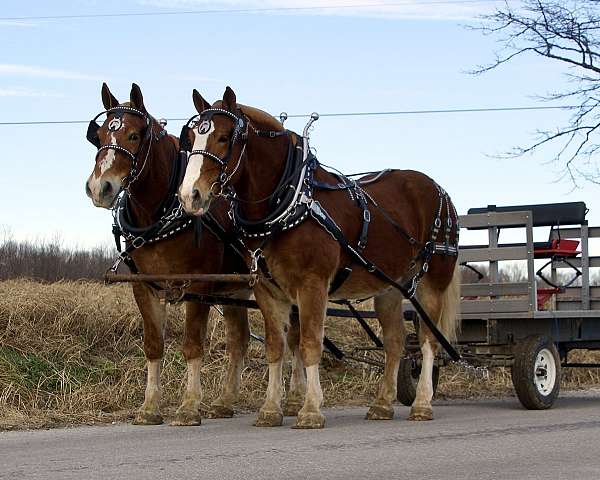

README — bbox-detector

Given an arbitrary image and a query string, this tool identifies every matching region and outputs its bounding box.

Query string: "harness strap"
[202,211,273,280]
[254,129,289,138]
[311,178,354,191]
[356,186,371,251]
[328,266,353,295]
[308,199,462,362]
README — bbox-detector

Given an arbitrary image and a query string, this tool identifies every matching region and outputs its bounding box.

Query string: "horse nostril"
[191,189,200,202]
[101,181,113,197]
[85,181,92,197]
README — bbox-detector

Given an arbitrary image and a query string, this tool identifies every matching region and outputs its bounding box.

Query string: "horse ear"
[192,89,210,113]
[222,86,237,112]
[130,83,146,112]
[101,82,119,110]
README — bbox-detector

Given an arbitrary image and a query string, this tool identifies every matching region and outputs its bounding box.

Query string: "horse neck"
[235,134,289,221]
[127,135,176,227]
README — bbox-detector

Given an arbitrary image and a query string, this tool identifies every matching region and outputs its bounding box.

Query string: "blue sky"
[0,0,597,248]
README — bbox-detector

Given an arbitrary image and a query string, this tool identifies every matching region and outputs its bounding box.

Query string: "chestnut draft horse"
[178,87,461,429]
[85,83,251,426]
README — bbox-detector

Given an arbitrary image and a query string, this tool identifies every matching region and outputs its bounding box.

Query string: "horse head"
[179,87,247,215]
[85,83,154,208]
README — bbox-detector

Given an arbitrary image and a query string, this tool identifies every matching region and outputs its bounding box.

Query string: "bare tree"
[474,0,600,185]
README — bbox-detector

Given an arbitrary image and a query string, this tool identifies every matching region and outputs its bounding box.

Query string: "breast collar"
[231,134,318,239]
[112,147,192,249]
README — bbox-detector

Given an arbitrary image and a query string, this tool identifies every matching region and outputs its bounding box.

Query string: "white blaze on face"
[96,132,118,177]
[180,121,215,200]
[87,119,126,207]
[94,115,127,179]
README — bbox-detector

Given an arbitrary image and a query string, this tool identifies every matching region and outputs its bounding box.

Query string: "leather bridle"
[179,107,287,197]
[87,106,165,190]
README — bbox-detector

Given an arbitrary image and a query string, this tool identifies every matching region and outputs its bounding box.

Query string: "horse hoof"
[408,406,433,421]
[366,405,394,420]
[170,410,202,426]
[254,410,283,427]
[283,401,303,417]
[293,412,326,429]
[132,411,163,425]
[209,404,234,419]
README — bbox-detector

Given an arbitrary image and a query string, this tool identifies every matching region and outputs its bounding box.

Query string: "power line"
[0,0,509,21]
[0,105,576,126]
[285,105,577,118]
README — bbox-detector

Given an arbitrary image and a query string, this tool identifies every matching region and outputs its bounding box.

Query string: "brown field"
[1,279,599,431]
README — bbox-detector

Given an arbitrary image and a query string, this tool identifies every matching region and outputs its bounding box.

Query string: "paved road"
[2,391,600,480]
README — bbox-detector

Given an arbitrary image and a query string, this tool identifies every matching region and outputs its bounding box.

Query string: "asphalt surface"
[2,391,600,480]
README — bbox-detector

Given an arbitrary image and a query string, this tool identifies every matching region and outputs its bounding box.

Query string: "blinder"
[86,119,101,149]
[86,106,151,150]
[179,115,196,153]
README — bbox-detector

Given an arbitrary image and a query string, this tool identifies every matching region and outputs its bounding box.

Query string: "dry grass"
[1,279,599,431]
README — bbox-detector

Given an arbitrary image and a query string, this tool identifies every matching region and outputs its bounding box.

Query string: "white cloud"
[0,87,64,97]
[0,20,38,28]
[137,0,499,21]
[0,64,100,81]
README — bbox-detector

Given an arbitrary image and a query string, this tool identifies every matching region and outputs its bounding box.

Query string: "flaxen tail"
[439,261,461,343]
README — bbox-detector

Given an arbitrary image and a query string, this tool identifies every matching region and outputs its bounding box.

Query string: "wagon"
[399,201,600,409]
[105,201,600,410]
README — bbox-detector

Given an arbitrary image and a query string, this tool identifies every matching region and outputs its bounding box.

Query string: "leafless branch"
[473,0,600,184]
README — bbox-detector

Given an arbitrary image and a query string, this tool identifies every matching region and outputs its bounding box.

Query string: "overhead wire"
[0,105,578,126]
[0,0,512,22]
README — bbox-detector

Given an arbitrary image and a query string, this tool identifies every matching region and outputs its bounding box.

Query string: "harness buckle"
[250,248,263,275]
[424,241,436,256]
[299,192,312,205]
[109,255,123,274]
[363,210,371,223]
[132,236,146,249]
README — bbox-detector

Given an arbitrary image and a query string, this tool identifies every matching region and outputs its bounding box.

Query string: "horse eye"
[218,136,229,143]
[129,133,140,141]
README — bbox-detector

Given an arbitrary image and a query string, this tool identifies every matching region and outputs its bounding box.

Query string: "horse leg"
[171,301,210,426]
[132,283,166,425]
[293,280,327,429]
[409,281,441,421]
[210,304,250,418]
[366,290,406,420]
[254,284,291,427]
[409,264,461,421]
[283,314,306,417]
[408,334,438,421]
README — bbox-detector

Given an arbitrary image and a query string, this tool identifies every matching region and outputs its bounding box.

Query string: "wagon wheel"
[396,357,440,407]
[511,335,561,410]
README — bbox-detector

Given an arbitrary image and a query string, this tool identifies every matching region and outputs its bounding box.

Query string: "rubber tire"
[396,357,440,406]
[511,335,561,410]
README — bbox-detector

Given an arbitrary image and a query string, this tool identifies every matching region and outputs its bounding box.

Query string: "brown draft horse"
[179,87,461,429]
[85,83,251,426]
